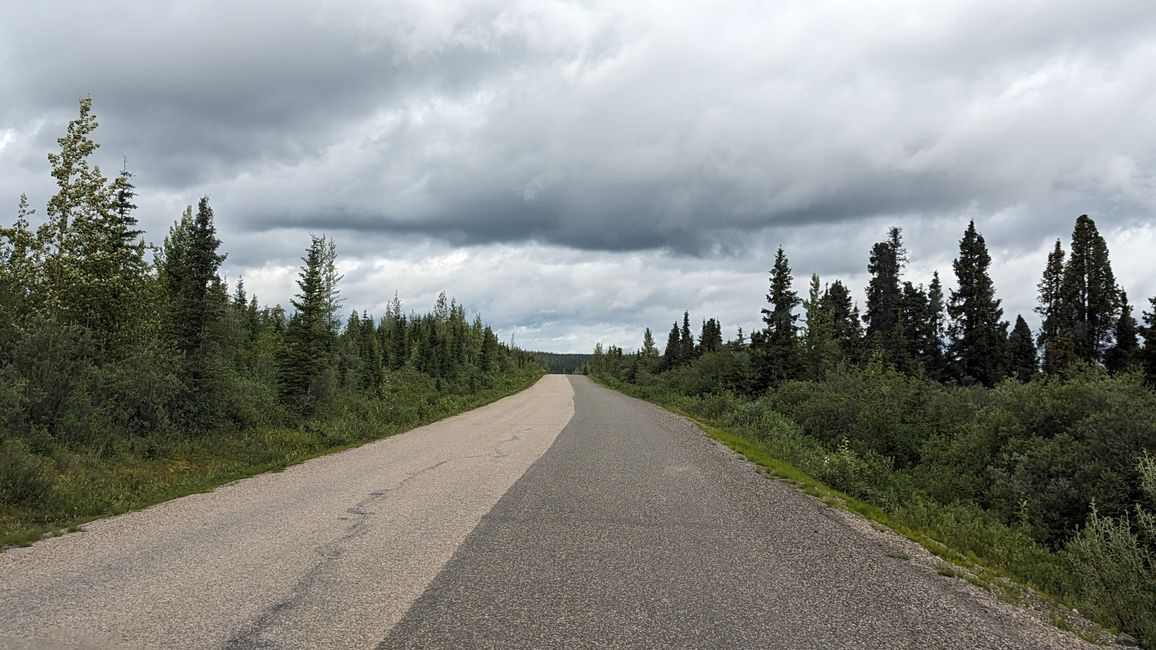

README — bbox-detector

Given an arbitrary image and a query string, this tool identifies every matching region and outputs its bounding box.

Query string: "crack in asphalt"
[223,458,454,649]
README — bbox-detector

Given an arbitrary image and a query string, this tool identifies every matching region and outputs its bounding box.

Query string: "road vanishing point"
[0,375,1089,649]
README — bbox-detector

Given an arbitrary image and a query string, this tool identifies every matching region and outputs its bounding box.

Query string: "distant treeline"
[592,218,1156,643]
[0,99,541,545]
[530,351,593,374]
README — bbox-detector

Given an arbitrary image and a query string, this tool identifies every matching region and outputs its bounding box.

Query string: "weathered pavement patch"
[381,376,1091,649]
[0,375,574,649]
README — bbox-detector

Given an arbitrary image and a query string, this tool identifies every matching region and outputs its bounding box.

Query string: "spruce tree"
[864,226,906,364]
[822,279,860,363]
[1104,293,1140,375]
[897,281,928,372]
[279,235,339,411]
[640,328,659,358]
[803,274,835,380]
[947,221,1007,386]
[760,247,801,384]
[699,318,723,353]
[479,325,498,374]
[1007,315,1037,382]
[680,311,696,361]
[1059,215,1120,363]
[359,312,385,392]
[663,322,681,369]
[924,272,947,379]
[1036,238,1066,370]
[1141,297,1156,386]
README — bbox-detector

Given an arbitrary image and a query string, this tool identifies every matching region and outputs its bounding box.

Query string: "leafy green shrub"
[817,439,873,498]
[1066,453,1156,645]
[0,438,55,506]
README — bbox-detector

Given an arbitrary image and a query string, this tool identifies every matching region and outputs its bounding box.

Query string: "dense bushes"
[0,366,542,546]
[761,363,1156,548]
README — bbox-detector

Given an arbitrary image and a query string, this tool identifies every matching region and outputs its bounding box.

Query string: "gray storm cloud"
[1,0,1154,350]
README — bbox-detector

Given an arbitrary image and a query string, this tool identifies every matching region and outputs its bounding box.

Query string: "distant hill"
[530,351,593,374]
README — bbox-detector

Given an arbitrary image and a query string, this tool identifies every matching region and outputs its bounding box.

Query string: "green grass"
[1,371,543,551]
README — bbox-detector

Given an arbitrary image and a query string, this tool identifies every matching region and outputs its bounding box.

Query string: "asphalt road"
[381,376,1087,649]
[0,376,574,649]
[1,375,1088,648]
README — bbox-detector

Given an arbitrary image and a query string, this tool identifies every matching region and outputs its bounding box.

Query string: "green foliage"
[530,351,592,374]
[1143,297,1156,386]
[699,318,724,354]
[802,273,837,381]
[864,227,906,365]
[758,247,801,385]
[1037,239,1067,370]
[1105,294,1140,375]
[821,278,863,365]
[1,98,544,550]
[1066,454,1156,645]
[279,235,339,412]
[947,221,1008,386]
[0,439,55,507]
[680,311,696,362]
[662,321,681,369]
[1008,315,1038,381]
[1060,215,1121,364]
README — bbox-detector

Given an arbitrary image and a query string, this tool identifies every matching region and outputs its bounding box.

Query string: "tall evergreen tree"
[1141,297,1156,386]
[1059,215,1120,363]
[159,198,227,427]
[864,226,906,364]
[947,221,1007,386]
[358,312,385,392]
[279,235,339,411]
[680,311,696,360]
[699,318,724,354]
[321,237,344,337]
[822,279,861,363]
[640,327,659,358]
[662,322,681,369]
[924,272,947,379]
[1036,239,1066,370]
[897,281,929,372]
[161,199,226,356]
[1104,293,1140,375]
[1007,315,1037,382]
[760,247,801,384]
[479,325,499,373]
[803,274,836,380]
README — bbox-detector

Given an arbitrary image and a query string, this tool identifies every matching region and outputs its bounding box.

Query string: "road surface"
[0,375,1086,648]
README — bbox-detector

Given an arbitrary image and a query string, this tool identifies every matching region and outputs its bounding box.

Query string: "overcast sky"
[2,0,1154,352]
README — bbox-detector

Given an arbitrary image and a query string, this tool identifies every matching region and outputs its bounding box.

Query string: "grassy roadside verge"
[589,374,1114,644]
[1,370,544,551]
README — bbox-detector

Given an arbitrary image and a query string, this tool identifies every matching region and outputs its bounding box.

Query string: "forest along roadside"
[0,375,574,650]
[381,375,1094,649]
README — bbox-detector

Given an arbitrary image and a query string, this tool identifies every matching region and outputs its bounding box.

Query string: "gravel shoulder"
[0,375,574,650]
